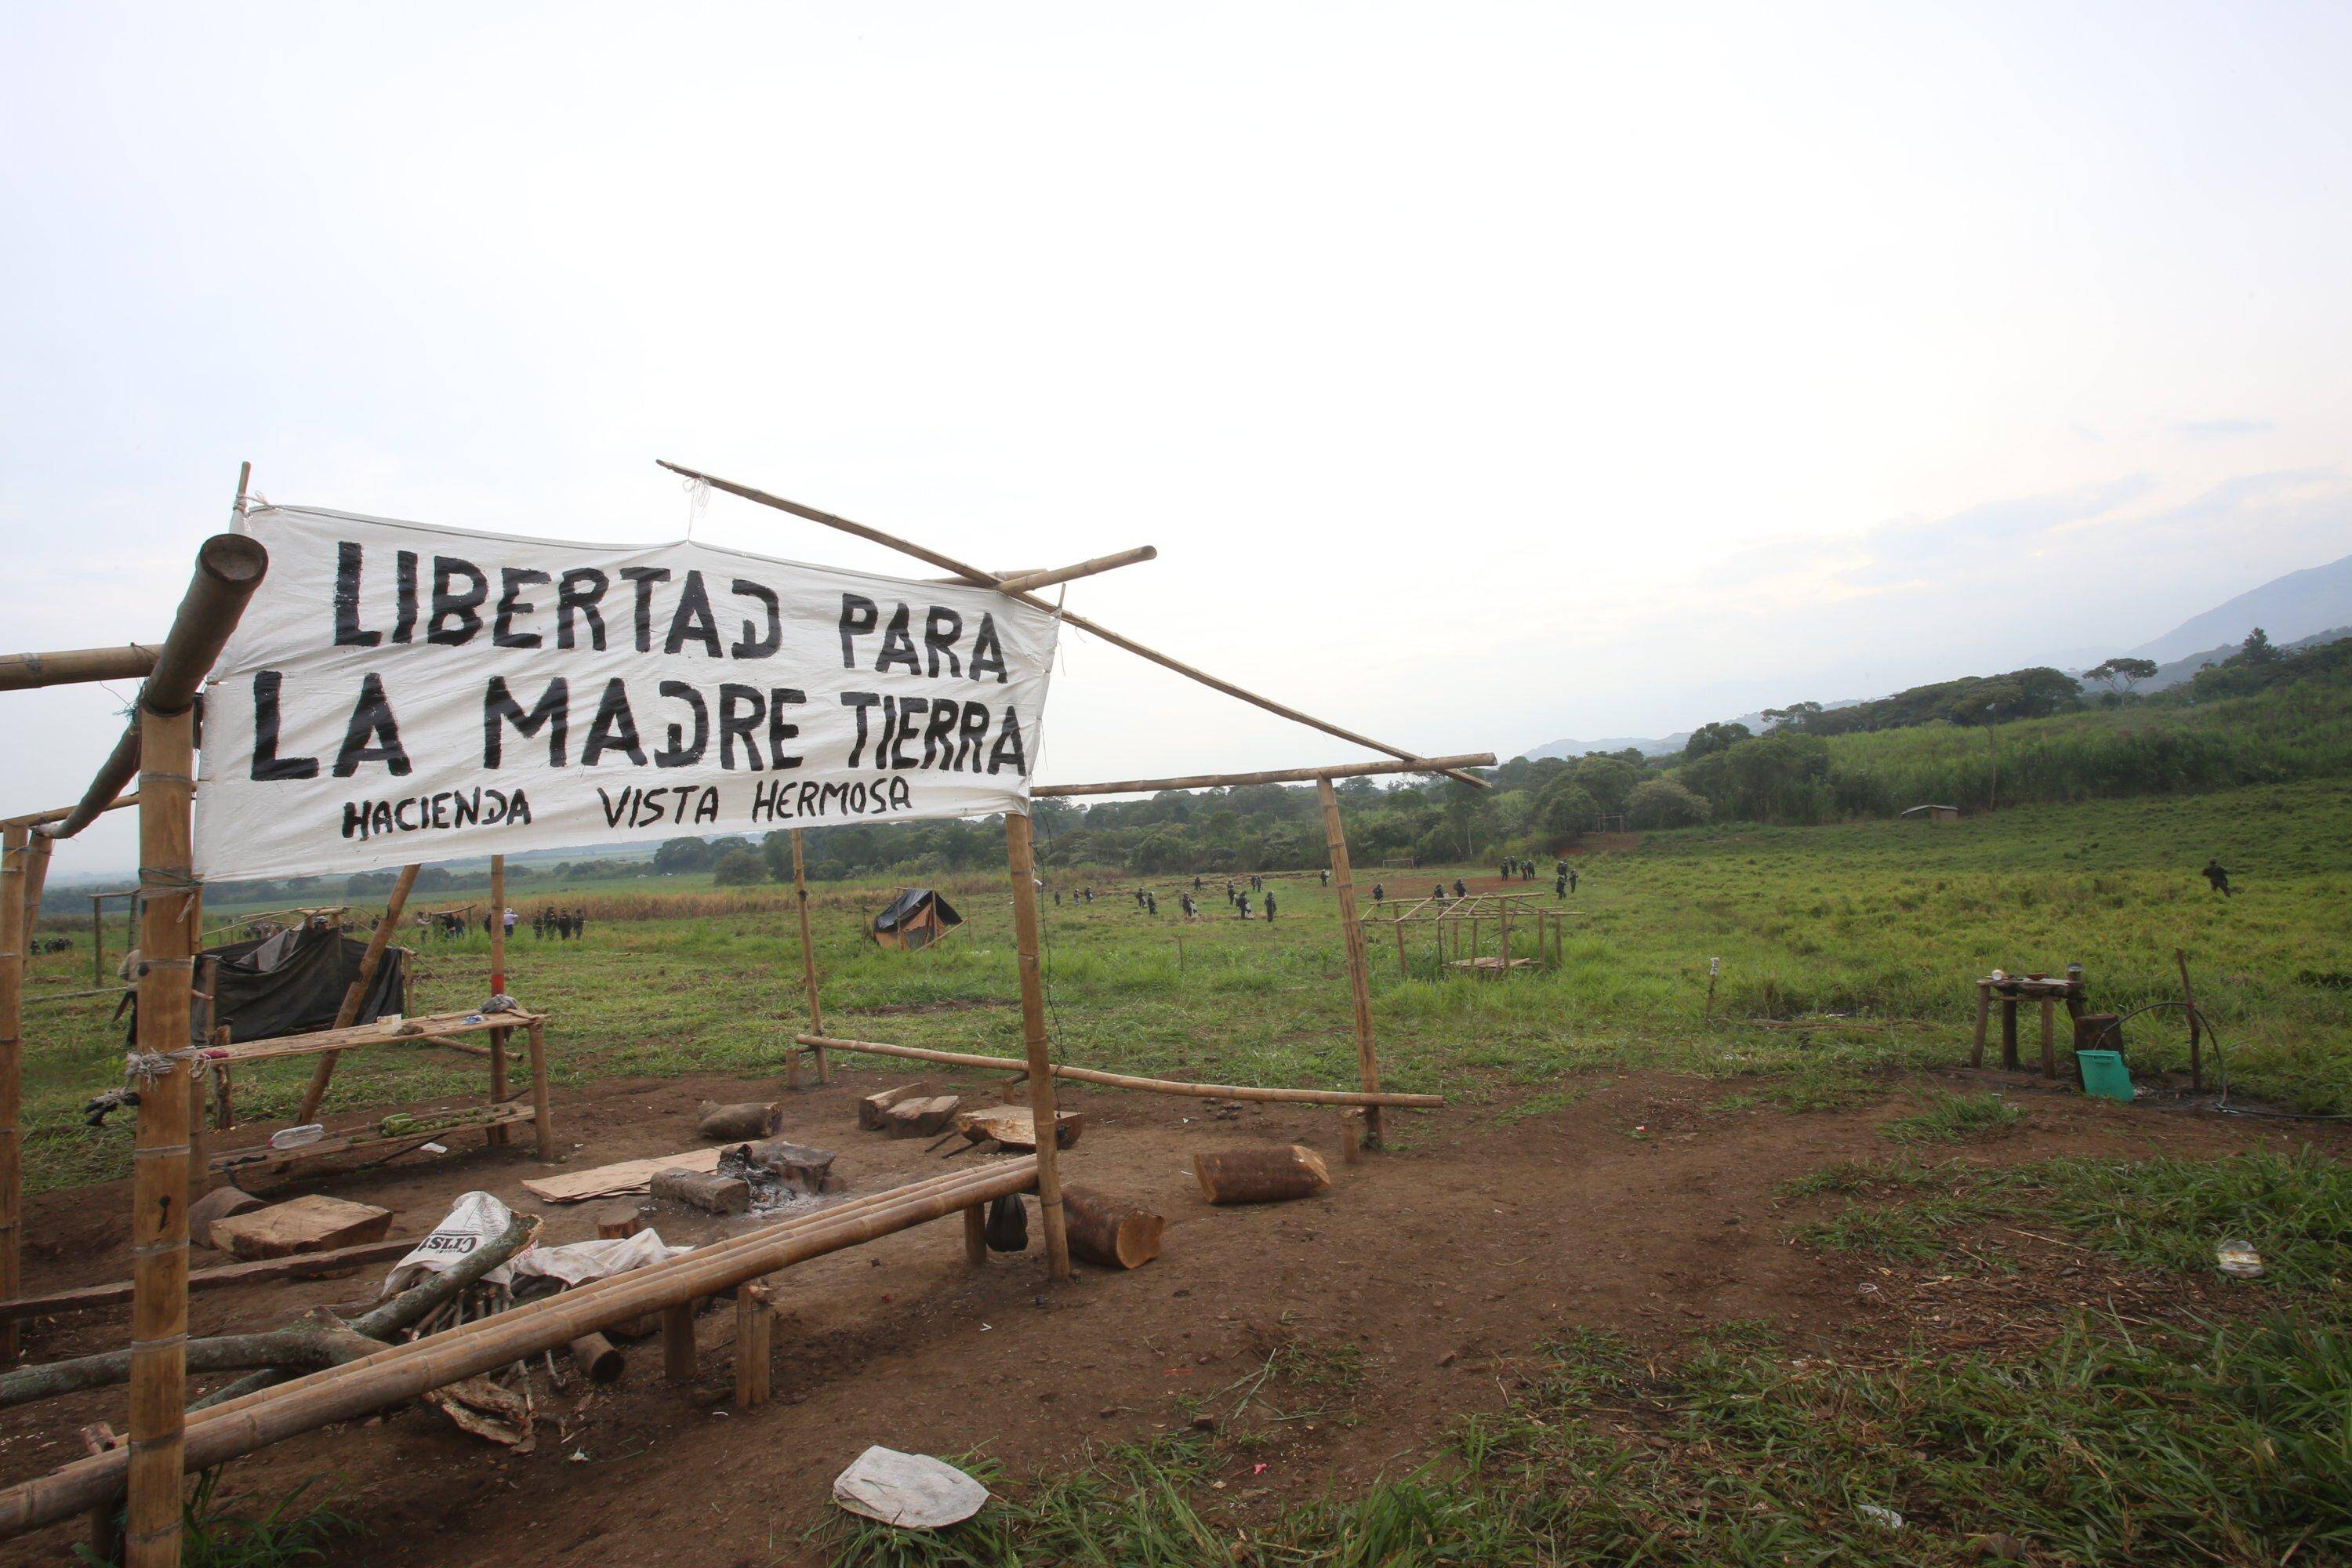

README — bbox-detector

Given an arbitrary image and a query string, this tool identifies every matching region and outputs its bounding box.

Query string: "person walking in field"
[1454,878,1467,899]
[1225,880,1236,906]
[1264,890,1277,922]
[1320,869,1330,887]
[1371,882,1384,906]
[2203,858,2234,897]
[1181,893,1198,919]
[503,906,518,937]
[1567,866,1578,895]
[1432,881,1446,902]
[1194,875,1203,891]
[1147,892,1159,916]
[1236,891,1251,919]
[1555,873,1566,899]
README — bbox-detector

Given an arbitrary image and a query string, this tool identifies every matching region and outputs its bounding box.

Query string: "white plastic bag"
[508,1228,687,1287]
[384,1191,691,1296]
[382,1191,518,1296]
[833,1446,989,1530]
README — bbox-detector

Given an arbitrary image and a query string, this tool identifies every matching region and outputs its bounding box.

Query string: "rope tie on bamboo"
[123,1047,205,1083]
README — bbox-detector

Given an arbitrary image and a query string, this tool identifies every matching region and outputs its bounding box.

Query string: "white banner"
[194,506,1059,880]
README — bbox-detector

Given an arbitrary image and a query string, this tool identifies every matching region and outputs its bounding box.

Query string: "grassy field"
[13,778,2351,1566]
[18,777,2348,1192]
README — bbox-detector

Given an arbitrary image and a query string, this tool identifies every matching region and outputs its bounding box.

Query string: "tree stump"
[1062,1188,1164,1268]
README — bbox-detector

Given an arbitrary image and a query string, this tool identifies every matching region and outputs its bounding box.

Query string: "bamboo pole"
[127,702,195,1568]
[993,546,1157,595]
[1394,919,1408,981]
[1036,753,1496,799]
[800,1033,1443,1107]
[654,461,1487,789]
[525,1020,554,1161]
[0,644,159,693]
[0,1159,1044,1540]
[91,895,103,988]
[2176,948,2203,1092]
[1004,813,1070,1282]
[294,865,419,1124]
[790,830,826,1085]
[1315,779,1382,1145]
[0,825,24,1367]
[486,857,508,1147]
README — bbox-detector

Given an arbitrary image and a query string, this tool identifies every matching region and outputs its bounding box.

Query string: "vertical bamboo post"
[2000,998,2019,1070]
[2038,995,2056,1078]
[1393,919,1407,980]
[1500,898,1512,978]
[2176,948,2203,1092]
[525,1019,554,1160]
[961,1203,987,1265]
[0,824,25,1367]
[184,902,209,1215]
[127,703,195,1568]
[486,856,509,1148]
[733,1285,771,1407]
[790,830,826,1086]
[1970,982,1991,1067]
[662,1301,697,1381]
[296,863,419,1123]
[91,894,104,988]
[1003,813,1071,1281]
[1315,779,1382,1145]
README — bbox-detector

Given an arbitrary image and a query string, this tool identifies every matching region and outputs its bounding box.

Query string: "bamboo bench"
[201,1007,554,1171]
[0,1156,1040,1542]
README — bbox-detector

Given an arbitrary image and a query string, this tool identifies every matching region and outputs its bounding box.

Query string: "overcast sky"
[6,2,2350,872]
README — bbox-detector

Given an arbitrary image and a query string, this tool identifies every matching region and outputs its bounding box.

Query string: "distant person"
[1236,892,1251,919]
[1453,878,1467,899]
[1499,861,1510,882]
[1146,892,1159,916]
[1555,858,1567,879]
[1263,891,1277,922]
[573,909,587,938]
[1193,875,1203,891]
[1134,887,1147,908]
[1371,883,1385,905]
[1181,893,1198,919]
[1432,882,1445,902]
[1251,874,1263,892]
[1319,869,1330,887]
[1083,887,1093,904]
[1555,873,1566,900]
[1225,880,1236,906]
[503,906,518,936]
[2202,858,2233,898]
[1567,867,1578,895]
[1523,862,1533,882]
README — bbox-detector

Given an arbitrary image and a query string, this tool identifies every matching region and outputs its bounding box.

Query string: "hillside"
[2129,550,2352,663]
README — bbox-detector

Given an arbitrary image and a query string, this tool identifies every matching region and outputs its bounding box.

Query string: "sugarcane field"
[5,9,2352,1567]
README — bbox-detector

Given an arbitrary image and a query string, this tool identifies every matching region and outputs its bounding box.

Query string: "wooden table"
[1969,977,2078,1076]
[202,1007,554,1172]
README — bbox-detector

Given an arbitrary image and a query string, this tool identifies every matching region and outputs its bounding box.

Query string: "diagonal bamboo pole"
[294,865,420,1124]
[654,461,1486,789]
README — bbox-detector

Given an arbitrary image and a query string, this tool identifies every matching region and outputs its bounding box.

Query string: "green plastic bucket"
[2076,1049,2133,1102]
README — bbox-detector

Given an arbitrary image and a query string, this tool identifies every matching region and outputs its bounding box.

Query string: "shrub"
[1625,777,1711,829]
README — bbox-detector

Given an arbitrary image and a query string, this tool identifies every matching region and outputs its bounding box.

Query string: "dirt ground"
[2,1064,2336,1567]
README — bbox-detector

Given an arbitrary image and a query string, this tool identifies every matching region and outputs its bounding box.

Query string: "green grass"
[1880,1089,2028,1143]
[821,1308,2352,1566]
[16,779,2352,1192]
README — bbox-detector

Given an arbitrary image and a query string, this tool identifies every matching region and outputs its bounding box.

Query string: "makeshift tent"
[129,920,405,1045]
[870,888,962,951]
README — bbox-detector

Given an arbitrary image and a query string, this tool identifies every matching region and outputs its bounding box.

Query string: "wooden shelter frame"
[0,459,1483,1565]
[1362,891,1573,979]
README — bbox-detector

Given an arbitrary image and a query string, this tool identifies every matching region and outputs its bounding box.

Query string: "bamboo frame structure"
[655,460,1487,789]
[993,546,1157,595]
[1035,752,1495,798]
[1004,813,1071,1280]
[1316,778,1383,1144]
[0,1157,1043,1540]
[797,1033,1445,1108]
[0,826,24,1368]
[789,829,826,1087]
[0,644,160,693]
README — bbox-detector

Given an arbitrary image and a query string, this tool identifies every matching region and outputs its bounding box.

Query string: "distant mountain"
[1523,733,1688,760]
[2129,552,2352,665]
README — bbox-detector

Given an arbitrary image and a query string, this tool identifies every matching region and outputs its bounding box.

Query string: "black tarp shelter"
[870,887,963,951]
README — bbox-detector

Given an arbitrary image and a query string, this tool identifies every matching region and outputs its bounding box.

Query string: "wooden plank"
[0,1235,426,1324]
[210,1195,394,1261]
[522,1145,727,1204]
[209,1008,544,1065]
[208,1102,540,1175]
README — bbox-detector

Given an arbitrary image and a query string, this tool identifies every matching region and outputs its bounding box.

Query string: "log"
[566,1334,622,1385]
[956,1105,1081,1151]
[187,1186,265,1250]
[696,1102,784,1142]
[651,1167,750,1215]
[804,1033,1445,1109]
[0,1235,423,1325]
[1193,1146,1330,1206]
[1061,1189,1163,1269]
[733,1287,771,1407]
[209,1196,394,1261]
[739,1140,836,1193]
[595,1206,644,1240]
[858,1082,932,1130]
[886,1095,961,1138]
